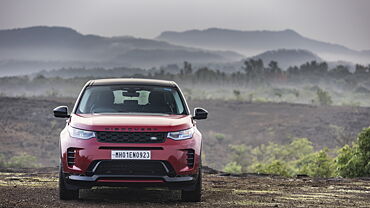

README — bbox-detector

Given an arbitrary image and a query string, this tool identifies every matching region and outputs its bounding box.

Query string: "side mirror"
[193,107,208,120]
[53,106,70,118]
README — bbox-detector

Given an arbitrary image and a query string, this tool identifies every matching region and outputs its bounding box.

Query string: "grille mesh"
[94,160,168,176]
[95,131,166,143]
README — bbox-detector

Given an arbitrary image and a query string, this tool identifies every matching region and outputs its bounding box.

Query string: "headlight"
[68,126,96,140]
[167,127,194,140]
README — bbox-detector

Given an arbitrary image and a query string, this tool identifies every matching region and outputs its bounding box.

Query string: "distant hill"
[250,49,323,69]
[0,26,244,76]
[362,50,370,57]
[157,28,370,64]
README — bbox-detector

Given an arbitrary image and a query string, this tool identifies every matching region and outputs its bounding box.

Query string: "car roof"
[88,78,177,87]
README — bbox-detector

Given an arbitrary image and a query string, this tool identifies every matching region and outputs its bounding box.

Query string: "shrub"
[336,127,370,177]
[252,138,313,164]
[223,162,242,174]
[252,160,291,177]
[233,90,242,101]
[288,138,314,159]
[223,138,340,177]
[316,88,333,105]
[6,153,39,168]
[214,133,225,143]
[228,144,253,172]
[297,148,335,177]
[336,145,364,177]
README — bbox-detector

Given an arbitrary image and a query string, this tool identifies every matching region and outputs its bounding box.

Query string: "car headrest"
[148,91,166,105]
[96,90,114,106]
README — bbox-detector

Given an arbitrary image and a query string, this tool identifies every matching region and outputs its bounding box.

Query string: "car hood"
[70,113,193,132]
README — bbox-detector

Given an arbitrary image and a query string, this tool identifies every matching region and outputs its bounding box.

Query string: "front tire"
[181,171,202,202]
[59,165,79,200]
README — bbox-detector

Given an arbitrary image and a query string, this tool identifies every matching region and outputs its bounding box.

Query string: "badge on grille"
[150,136,158,140]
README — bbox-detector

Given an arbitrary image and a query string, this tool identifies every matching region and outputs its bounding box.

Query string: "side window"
[78,89,92,113]
[173,91,184,114]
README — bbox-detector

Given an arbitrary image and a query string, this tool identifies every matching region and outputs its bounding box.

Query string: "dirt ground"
[1,168,370,208]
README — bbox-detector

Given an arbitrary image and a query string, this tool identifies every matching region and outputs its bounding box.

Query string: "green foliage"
[233,90,242,101]
[316,88,333,106]
[252,160,291,177]
[336,145,362,177]
[0,153,39,168]
[336,127,370,177]
[223,162,242,174]
[252,138,313,164]
[273,88,283,98]
[288,138,314,159]
[228,144,253,172]
[297,148,335,177]
[214,133,225,143]
[224,138,337,177]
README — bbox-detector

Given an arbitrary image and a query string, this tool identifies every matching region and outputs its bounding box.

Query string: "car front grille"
[95,131,166,143]
[93,160,169,176]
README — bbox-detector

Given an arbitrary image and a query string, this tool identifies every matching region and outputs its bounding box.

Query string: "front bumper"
[66,159,196,186]
[60,131,201,176]
[65,172,198,190]
[60,129,202,190]
[68,174,195,183]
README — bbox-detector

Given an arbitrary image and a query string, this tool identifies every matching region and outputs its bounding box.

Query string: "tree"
[233,90,242,101]
[267,61,282,80]
[329,65,350,78]
[316,88,332,106]
[354,64,368,74]
[297,148,335,177]
[243,59,264,83]
[183,61,192,75]
[336,127,370,177]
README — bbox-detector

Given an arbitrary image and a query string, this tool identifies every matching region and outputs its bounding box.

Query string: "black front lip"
[68,174,195,183]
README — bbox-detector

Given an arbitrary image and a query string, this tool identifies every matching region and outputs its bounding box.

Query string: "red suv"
[53,78,207,202]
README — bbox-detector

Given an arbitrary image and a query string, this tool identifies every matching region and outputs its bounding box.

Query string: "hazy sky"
[0,0,369,50]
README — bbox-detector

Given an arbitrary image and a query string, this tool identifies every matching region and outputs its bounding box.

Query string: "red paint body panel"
[60,114,201,178]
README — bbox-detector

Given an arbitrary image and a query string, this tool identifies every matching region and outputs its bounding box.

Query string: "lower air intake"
[94,160,169,176]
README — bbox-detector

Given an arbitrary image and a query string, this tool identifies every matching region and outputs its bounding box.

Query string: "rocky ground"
[1,168,370,208]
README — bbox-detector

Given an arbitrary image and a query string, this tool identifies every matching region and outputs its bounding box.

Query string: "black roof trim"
[88,78,176,87]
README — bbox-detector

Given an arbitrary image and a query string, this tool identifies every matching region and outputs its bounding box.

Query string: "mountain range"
[0,26,243,76]
[0,26,368,76]
[157,28,370,64]
[251,49,323,69]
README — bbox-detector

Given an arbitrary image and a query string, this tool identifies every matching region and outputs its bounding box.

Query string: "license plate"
[111,150,151,160]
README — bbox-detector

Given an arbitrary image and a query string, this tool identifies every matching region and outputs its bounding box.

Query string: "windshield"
[76,85,187,115]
